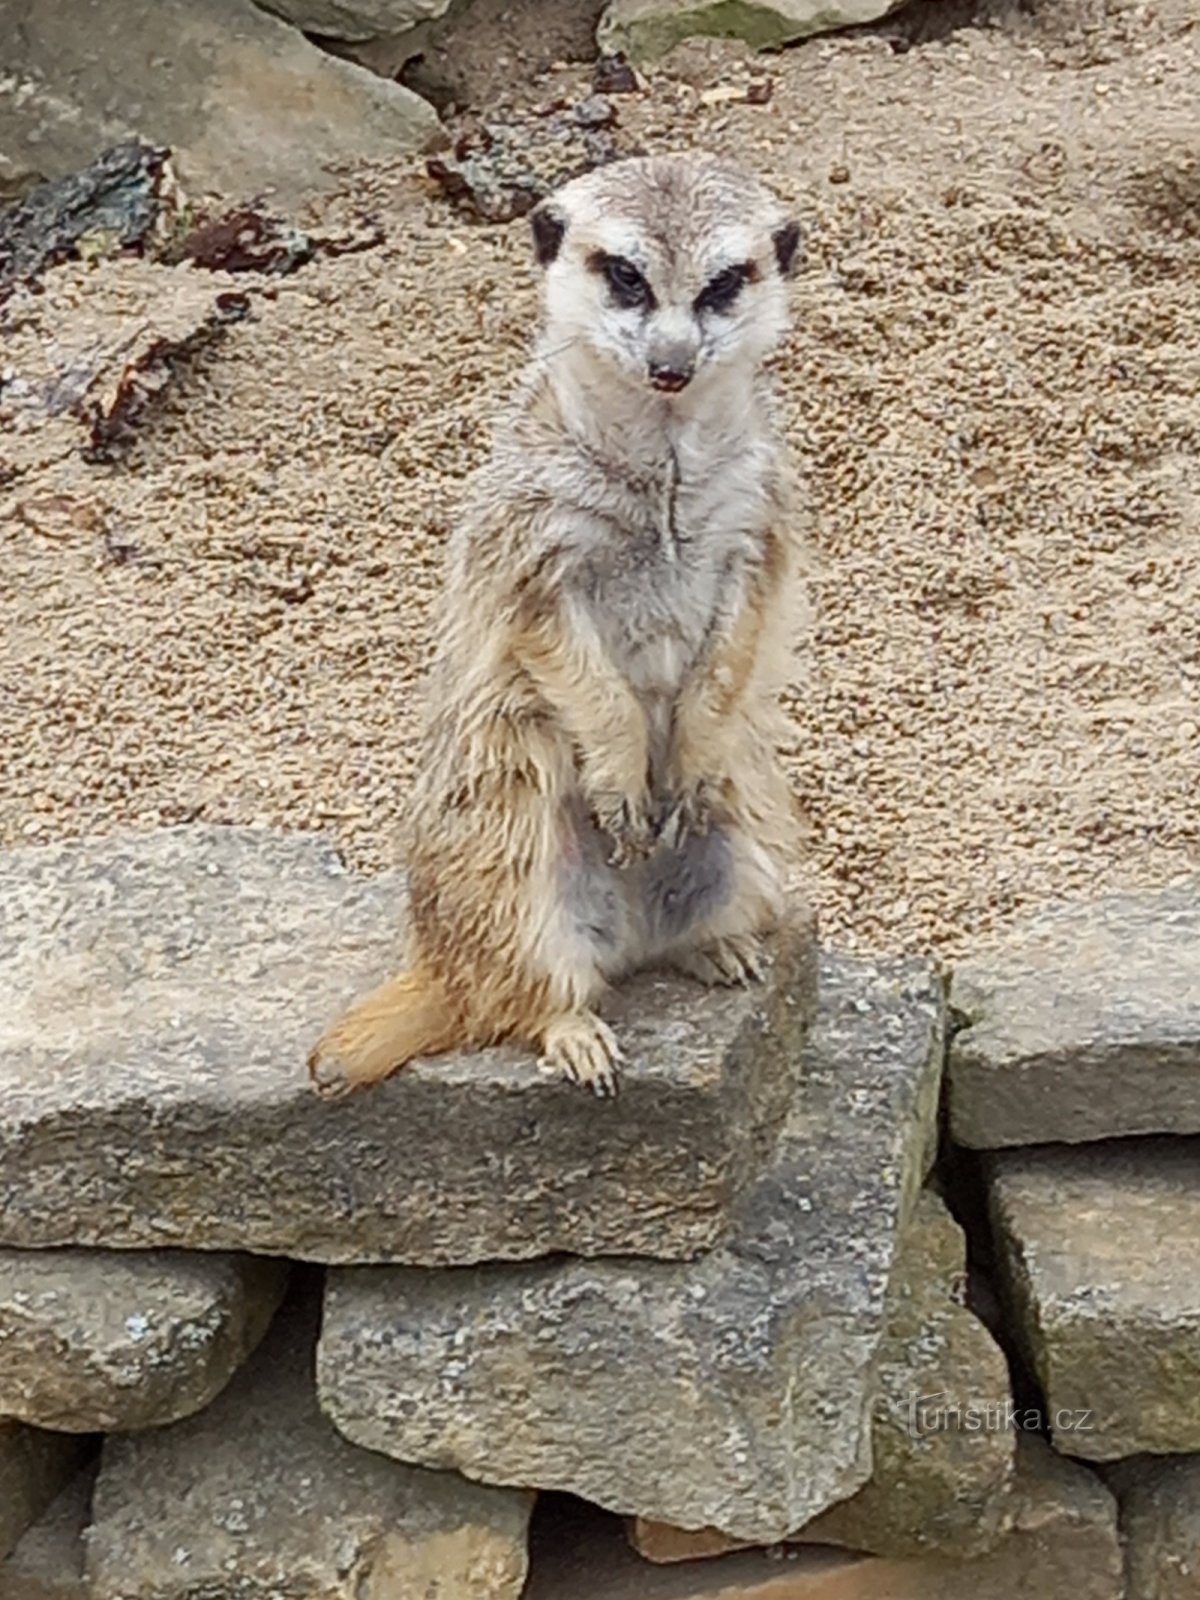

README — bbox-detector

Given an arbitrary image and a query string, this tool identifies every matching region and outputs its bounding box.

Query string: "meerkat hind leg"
[645,824,778,990]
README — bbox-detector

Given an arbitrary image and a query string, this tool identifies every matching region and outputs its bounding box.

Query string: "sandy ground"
[2,0,1198,959]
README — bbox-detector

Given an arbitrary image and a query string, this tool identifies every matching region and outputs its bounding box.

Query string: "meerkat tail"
[307,963,464,1099]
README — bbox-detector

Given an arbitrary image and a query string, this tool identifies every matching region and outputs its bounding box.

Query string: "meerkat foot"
[671,931,767,988]
[307,1038,368,1101]
[540,1011,623,1097]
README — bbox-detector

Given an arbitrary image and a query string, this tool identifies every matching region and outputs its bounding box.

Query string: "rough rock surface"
[1109,1455,1200,1600]
[949,884,1200,1149]
[989,1141,1200,1461]
[84,1289,533,1600]
[0,1424,91,1563]
[255,0,455,41]
[0,1250,287,1432]
[0,0,440,207]
[631,1190,1015,1562]
[526,1436,1120,1599]
[319,953,944,1543]
[0,826,818,1266]
[0,1469,93,1600]
[597,0,908,63]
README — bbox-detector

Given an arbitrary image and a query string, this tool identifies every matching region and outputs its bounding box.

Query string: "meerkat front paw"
[540,1011,623,1097]
[671,932,767,987]
[588,787,657,867]
[658,776,722,850]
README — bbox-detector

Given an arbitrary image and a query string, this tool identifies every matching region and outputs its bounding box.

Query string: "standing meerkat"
[309,151,808,1099]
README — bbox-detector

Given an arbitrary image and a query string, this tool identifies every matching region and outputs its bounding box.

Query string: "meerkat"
[308,150,808,1100]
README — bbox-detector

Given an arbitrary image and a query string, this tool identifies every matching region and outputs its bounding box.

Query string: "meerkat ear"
[530,201,567,267]
[772,220,802,278]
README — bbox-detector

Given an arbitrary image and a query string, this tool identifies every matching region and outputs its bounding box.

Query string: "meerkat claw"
[307,1044,356,1101]
[672,932,767,988]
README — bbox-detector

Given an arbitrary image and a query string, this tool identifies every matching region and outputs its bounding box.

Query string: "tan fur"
[309,152,809,1100]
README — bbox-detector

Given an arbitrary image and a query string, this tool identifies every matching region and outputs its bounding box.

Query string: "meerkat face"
[529,153,800,399]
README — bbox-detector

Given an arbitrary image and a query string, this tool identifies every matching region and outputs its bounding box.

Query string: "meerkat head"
[529,152,800,399]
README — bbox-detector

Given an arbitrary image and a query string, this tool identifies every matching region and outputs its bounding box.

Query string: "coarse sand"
[2,0,1198,959]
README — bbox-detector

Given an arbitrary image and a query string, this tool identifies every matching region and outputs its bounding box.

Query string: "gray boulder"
[0,1469,93,1600]
[318,953,944,1544]
[1109,1454,1200,1600]
[0,1251,286,1432]
[0,0,440,209]
[0,826,818,1266]
[598,0,911,64]
[84,1290,533,1600]
[990,1140,1200,1461]
[949,883,1200,1148]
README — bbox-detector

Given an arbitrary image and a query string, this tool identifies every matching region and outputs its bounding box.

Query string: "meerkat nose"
[649,362,694,393]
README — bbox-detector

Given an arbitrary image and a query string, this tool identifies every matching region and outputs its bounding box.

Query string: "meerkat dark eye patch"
[588,251,655,310]
[694,262,756,315]
[530,202,566,266]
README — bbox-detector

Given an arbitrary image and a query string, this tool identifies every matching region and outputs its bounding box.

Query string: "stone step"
[1109,1454,1200,1600]
[0,1423,91,1563]
[317,954,944,1544]
[988,1139,1200,1460]
[0,1467,93,1600]
[0,1250,286,1432]
[523,1436,1119,1599]
[629,1189,1015,1563]
[0,826,818,1267]
[949,883,1200,1149]
[83,1283,533,1600]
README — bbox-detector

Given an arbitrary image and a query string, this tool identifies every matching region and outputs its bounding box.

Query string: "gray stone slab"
[318,954,944,1544]
[255,0,454,42]
[630,1189,1017,1562]
[84,1288,533,1600]
[0,1468,93,1600]
[0,826,818,1267]
[0,1250,286,1432]
[989,1139,1200,1461]
[949,883,1200,1148]
[0,0,440,210]
[0,1423,91,1563]
[1109,1454,1200,1600]
[0,825,825,1260]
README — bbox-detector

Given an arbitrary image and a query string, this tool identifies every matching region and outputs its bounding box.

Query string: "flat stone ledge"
[318,953,944,1545]
[0,1423,91,1563]
[84,1288,533,1600]
[0,1250,286,1432]
[630,1189,1015,1562]
[0,825,817,1266]
[949,883,1200,1149]
[989,1139,1200,1460]
[524,1436,1120,1600]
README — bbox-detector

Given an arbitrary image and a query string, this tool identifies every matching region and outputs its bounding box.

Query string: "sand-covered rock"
[525,1437,1120,1600]
[0,825,818,1266]
[1109,1454,1200,1600]
[989,1140,1200,1461]
[598,0,909,63]
[85,1290,533,1600]
[319,953,944,1544]
[0,0,440,207]
[949,884,1200,1149]
[630,1190,1015,1562]
[0,1250,286,1433]
[0,1424,91,1563]
[0,1469,93,1600]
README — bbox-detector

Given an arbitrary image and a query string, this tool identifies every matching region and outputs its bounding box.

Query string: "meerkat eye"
[591,252,655,311]
[694,263,754,316]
